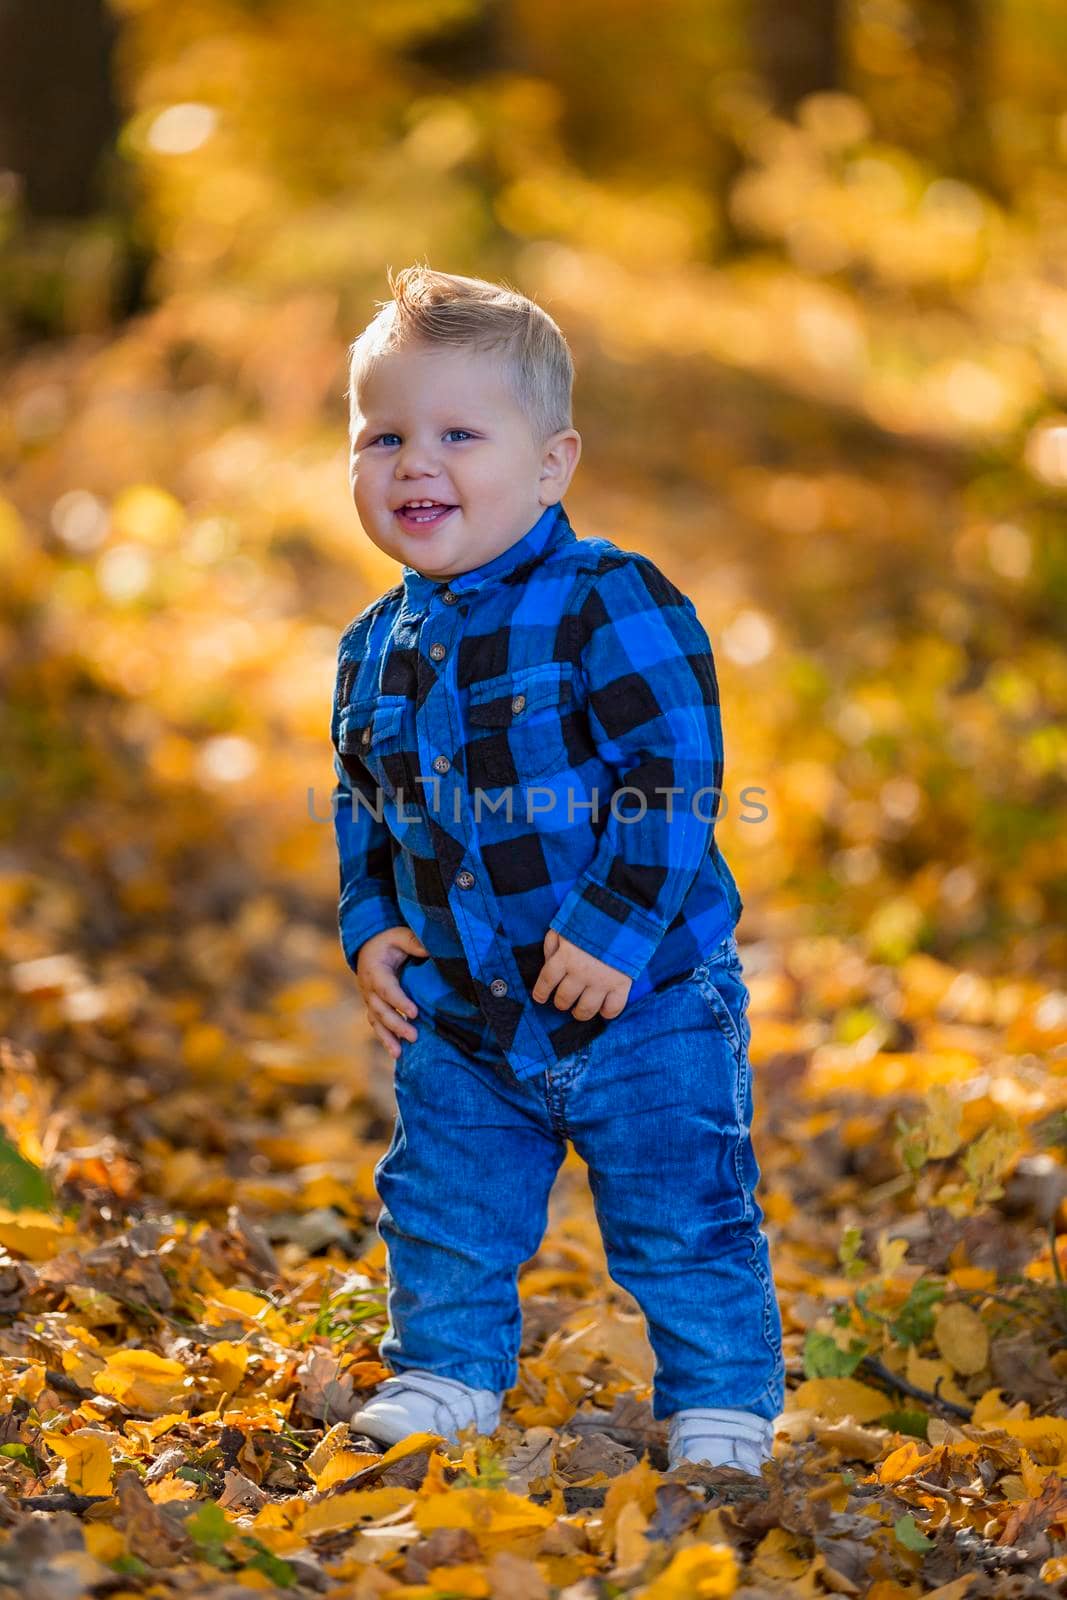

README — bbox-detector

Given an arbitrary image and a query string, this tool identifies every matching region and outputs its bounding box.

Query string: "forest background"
[0,2,1066,1596]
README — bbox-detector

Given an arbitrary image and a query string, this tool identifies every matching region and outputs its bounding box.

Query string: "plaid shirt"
[330,500,742,1081]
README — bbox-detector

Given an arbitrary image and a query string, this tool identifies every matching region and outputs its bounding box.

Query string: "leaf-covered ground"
[1,921,1066,1597]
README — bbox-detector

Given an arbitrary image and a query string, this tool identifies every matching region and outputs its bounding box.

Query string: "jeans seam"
[745,1226,784,1411]
[694,971,743,1055]
[731,1031,753,1231]
[729,993,781,1407]
[543,1063,569,1139]
[546,1042,591,1137]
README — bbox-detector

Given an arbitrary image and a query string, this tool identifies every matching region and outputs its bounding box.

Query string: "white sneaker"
[667,1407,774,1474]
[348,1369,505,1447]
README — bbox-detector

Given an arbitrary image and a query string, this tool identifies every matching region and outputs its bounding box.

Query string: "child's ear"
[540,428,581,502]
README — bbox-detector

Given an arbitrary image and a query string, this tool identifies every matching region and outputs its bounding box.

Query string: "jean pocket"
[692,957,751,1057]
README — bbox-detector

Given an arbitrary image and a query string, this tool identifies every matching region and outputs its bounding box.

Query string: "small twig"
[910,1477,983,1500]
[959,1287,1047,1317]
[43,1369,94,1401]
[17,1492,111,1513]
[858,1355,974,1421]
[859,1175,915,1208]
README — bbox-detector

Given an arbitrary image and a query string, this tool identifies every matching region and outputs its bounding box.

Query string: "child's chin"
[404,546,455,574]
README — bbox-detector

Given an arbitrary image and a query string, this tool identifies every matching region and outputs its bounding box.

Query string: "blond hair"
[347,264,574,446]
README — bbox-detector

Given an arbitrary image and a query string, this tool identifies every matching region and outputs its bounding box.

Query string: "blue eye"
[367,430,472,447]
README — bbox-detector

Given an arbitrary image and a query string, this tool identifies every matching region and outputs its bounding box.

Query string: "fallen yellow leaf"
[303,1419,350,1482]
[93,1350,191,1417]
[378,1431,444,1467]
[82,1524,125,1563]
[423,1565,490,1597]
[314,1450,380,1490]
[202,1285,287,1333]
[0,1208,74,1261]
[414,1486,554,1560]
[993,1416,1067,1467]
[206,1339,250,1394]
[750,1526,815,1581]
[933,1302,989,1375]
[148,1477,198,1502]
[254,1485,414,1538]
[878,1440,931,1484]
[972,1388,1028,1424]
[612,1496,651,1568]
[640,1541,738,1599]
[876,1230,910,1277]
[904,1347,970,1408]
[45,1428,114,1495]
[790,1377,890,1423]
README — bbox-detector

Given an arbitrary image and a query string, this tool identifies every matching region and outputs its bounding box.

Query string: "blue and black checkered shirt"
[330,500,742,1080]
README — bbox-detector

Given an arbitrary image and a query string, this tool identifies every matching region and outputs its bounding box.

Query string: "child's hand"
[533,929,632,1021]
[355,926,428,1059]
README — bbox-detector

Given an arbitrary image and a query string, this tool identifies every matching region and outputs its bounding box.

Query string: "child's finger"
[369,991,418,1041]
[364,965,417,1019]
[572,989,607,1021]
[551,976,585,1012]
[382,980,417,1021]
[369,1017,401,1058]
[531,956,564,1002]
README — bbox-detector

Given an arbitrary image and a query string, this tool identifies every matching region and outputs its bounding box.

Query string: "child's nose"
[396,441,440,476]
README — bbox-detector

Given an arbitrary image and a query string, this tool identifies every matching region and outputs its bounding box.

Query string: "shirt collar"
[401,501,570,611]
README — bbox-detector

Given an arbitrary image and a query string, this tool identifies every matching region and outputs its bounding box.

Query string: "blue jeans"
[373,931,785,1423]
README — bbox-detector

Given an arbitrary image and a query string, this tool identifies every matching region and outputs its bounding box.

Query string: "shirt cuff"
[549,878,666,982]
[340,892,405,971]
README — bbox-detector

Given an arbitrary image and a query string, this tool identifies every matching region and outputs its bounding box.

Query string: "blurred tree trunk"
[751,0,842,113]
[922,0,1004,198]
[0,0,121,217]
[406,1,511,77]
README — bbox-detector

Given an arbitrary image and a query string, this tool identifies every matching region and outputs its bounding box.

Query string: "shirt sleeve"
[548,555,725,982]
[331,652,404,971]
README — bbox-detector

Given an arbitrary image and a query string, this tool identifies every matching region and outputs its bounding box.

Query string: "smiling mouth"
[395,502,458,528]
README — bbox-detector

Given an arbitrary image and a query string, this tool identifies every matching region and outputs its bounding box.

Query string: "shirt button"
[432,754,451,774]
[489,978,508,998]
[361,725,372,746]
[511,693,526,714]
[429,642,446,662]
[441,589,459,605]
[455,870,475,889]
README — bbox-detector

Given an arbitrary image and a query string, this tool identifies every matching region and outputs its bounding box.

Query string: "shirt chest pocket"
[465,662,575,787]
[338,696,410,802]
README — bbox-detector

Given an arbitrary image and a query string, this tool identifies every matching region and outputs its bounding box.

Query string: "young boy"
[331,265,785,1475]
